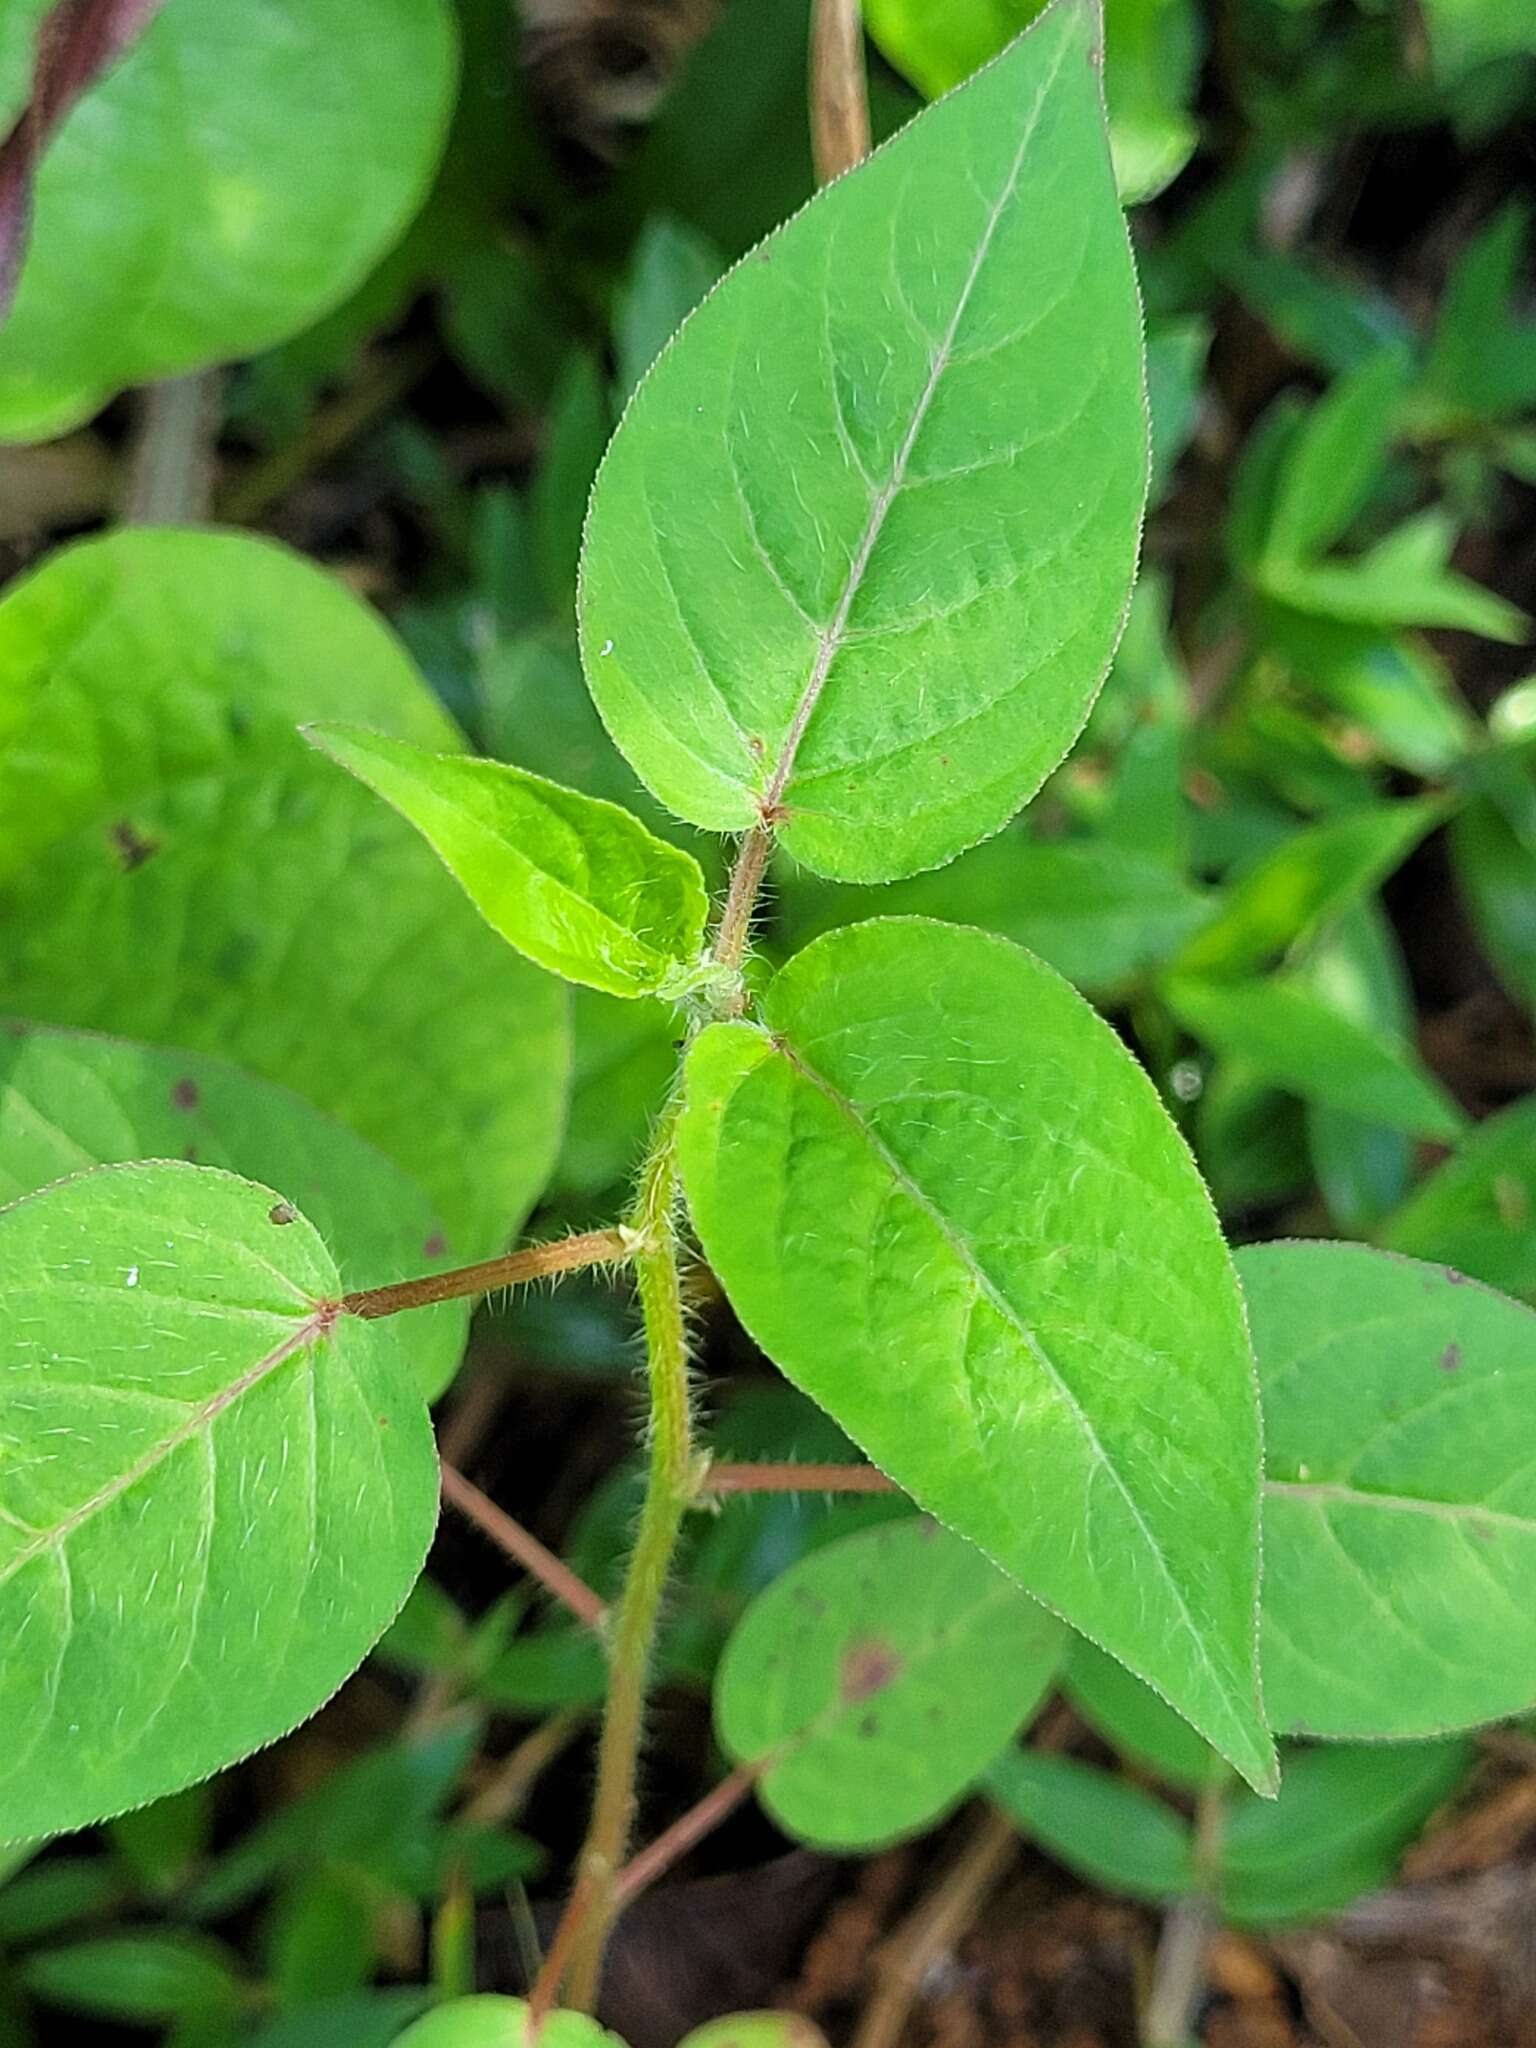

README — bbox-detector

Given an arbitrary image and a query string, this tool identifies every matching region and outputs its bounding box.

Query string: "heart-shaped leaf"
[1244,1240,1536,1739]
[715,1519,1064,1848]
[0,1162,437,1839]
[581,0,1148,882]
[680,917,1273,1791]
[308,727,710,1000]
[0,1023,464,1400]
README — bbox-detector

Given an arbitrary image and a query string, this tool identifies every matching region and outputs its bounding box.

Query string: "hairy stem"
[613,1762,760,1908]
[341,1226,634,1319]
[535,1099,696,2016]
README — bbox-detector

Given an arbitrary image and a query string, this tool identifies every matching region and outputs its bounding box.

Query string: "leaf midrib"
[1266,1476,1536,1535]
[763,1027,1238,1718]
[0,1309,328,1588]
[757,35,1067,817]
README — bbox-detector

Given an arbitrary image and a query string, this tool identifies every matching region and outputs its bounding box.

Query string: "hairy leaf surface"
[0,1025,464,1400]
[309,727,709,999]
[581,0,1148,881]
[1244,1241,1536,1738]
[0,1163,437,1839]
[681,918,1272,1789]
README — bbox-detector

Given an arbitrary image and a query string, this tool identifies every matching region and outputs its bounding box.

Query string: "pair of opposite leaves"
[4,0,1250,1839]
[315,0,1277,1788]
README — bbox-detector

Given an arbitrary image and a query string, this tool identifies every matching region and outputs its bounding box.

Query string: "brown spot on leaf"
[1444,1266,1470,1285]
[840,1636,904,1704]
[423,1230,448,1259]
[1440,1342,1463,1373]
[172,1078,199,1111]
[268,1202,297,1226]
[859,1713,880,1738]
[110,818,159,870]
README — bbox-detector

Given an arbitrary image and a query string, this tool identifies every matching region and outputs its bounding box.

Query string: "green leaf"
[1258,350,1411,571]
[680,918,1273,1791]
[1244,1240,1536,1739]
[0,1024,465,1401]
[18,1932,242,2024]
[1218,1743,1469,1926]
[988,1752,1193,1901]
[1422,206,1536,423]
[865,0,1202,204]
[1063,1640,1225,1792]
[0,1162,438,1838]
[677,2018,830,2048]
[251,1992,433,2048]
[582,0,1148,883]
[991,1741,1469,1925]
[0,528,567,1258]
[1300,905,1414,1234]
[1451,798,1536,1011]
[715,1520,1064,1848]
[392,1998,628,2048]
[1165,974,1466,1142]
[1420,0,1536,83]
[0,1858,124,1943]
[1267,513,1530,644]
[1381,1096,1536,1304]
[614,216,723,400]
[309,727,710,1000]
[0,0,457,441]
[552,992,679,1200]
[1173,800,1441,979]
[533,354,611,610]
[778,833,1212,999]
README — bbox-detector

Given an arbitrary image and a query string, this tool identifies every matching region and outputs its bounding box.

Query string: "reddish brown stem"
[702,1461,901,1497]
[440,1462,609,1632]
[711,824,772,987]
[613,1763,761,1908]
[341,1226,633,1320]
[810,0,871,184]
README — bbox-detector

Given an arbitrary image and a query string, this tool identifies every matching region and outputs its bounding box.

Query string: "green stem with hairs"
[534,1092,699,2016]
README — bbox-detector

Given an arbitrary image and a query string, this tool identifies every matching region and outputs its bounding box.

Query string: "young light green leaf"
[0,0,457,441]
[1244,1241,1536,1739]
[0,1024,465,1401]
[1172,800,1442,979]
[1381,1095,1536,1304]
[715,1520,1064,1849]
[0,1162,438,1840]
[0,528,567,1257]
[392,1998,628,2048]
[681,918,1273,1791]
[1165,974,1466,1142]
[1258,349,1411,571]
[308,726,710,1000]
[582,0,1148,883]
